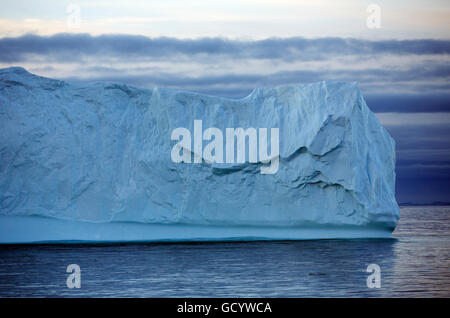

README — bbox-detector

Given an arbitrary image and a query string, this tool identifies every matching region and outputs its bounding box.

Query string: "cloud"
[386,123,450,202]
[1,33,448,101]
[55,68,450,112]
[384,123,450,199]
[1,33,450,63]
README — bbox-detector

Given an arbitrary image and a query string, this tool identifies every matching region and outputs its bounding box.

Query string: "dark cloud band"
[1,33,450,62]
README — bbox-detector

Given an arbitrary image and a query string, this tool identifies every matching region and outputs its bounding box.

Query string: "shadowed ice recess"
[0,67,399,243]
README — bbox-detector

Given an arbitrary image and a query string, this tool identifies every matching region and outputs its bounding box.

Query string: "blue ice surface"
[0,67,399,243]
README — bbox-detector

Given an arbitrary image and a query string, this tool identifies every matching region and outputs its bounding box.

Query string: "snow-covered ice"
[0,67,399,243]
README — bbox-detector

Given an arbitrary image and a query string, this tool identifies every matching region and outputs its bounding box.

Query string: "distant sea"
[0,206,448,297]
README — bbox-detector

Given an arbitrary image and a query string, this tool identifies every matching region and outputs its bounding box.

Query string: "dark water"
[0,206,449,297]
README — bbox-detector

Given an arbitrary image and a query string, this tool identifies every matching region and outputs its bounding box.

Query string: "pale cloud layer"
[0,34,448,99]
[0,0,449,39]
[377,112,450,126]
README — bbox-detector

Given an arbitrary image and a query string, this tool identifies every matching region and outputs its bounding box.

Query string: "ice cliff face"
[0,67,399,240]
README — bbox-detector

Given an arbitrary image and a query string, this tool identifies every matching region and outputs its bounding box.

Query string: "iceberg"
[0,67,399,243]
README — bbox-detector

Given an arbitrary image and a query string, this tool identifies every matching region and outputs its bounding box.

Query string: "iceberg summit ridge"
[0,67,399,243]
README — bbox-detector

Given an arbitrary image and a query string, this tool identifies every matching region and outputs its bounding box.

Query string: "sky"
[0,0,449,203]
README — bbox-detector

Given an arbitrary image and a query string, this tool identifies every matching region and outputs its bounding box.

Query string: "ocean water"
[0,206,448,297]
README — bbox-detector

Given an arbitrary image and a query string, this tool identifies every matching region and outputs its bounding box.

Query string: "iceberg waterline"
[0,67,399,243]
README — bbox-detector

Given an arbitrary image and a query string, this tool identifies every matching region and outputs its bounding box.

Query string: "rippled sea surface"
[0,206,449,297]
